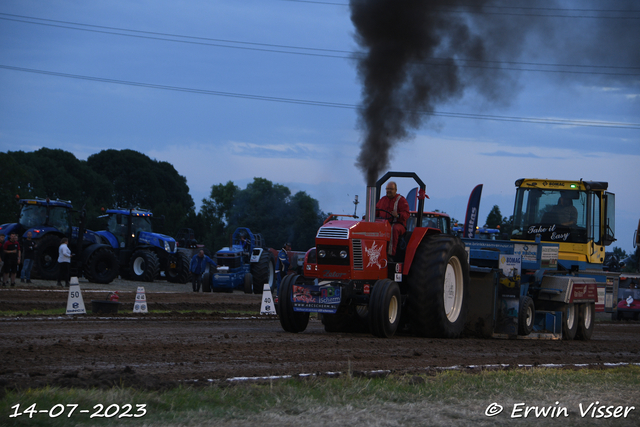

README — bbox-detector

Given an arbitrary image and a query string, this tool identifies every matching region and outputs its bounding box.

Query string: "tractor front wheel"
[277,274,309,333]
[201,271,211,292]
[369,279,401,338]
[251,251,275,294]
[129,250,160,282]
[518,296,535,336]
[406,235,469,338]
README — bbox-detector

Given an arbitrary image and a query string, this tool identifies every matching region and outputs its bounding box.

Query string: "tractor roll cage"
[375,171,426,229]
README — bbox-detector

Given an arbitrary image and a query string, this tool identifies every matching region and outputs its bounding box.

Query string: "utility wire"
[281,0,640,19]
[2,64,638,130]
[1,14,638,76]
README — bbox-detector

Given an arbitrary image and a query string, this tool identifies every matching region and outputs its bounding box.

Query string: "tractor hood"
[138,231,177,253]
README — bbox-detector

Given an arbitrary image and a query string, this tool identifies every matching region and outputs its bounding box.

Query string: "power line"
[281,0,640,19]
[1,14,638,76]
[2,64,638,130]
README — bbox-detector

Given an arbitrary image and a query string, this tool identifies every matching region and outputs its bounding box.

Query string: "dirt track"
[1,278,640,392]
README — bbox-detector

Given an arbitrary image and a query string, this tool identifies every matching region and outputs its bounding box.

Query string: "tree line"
[0,148,325,252]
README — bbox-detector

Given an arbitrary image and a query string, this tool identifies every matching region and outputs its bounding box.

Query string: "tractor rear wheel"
[576,302,595,340]
[277,274,309,333]
[129,250,160,282]
[562,303,578,340]
[32,234,62,280]
[166,252,190,283]
[406,235,469,338]
[84,247,119,284]
[251,251,275,294]
[369,279,401,338]
[518,296,535,336]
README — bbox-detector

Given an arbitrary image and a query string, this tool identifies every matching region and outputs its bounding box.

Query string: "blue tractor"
[95,208,190,283]
[0,197,119,283]
[202,227,275,293]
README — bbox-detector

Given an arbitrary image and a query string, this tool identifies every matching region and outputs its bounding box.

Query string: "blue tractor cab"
[203,227,275,293]
[96,208,190,283]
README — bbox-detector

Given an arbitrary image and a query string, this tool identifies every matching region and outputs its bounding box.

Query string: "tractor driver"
[550,193,578,227]
[376,181,410,257]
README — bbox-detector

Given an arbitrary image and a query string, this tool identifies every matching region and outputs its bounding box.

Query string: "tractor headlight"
[340,250,348,259]
[164,240,171,252]
[318,250,326,258]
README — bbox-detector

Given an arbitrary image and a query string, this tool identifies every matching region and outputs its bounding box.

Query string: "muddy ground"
[1,278,639,393]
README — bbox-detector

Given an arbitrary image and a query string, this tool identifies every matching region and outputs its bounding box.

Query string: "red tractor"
[278,172,470,338]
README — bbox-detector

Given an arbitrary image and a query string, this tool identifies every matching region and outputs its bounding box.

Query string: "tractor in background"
[174,228,210,259]
[0,197,118,283]
[463,178,618,340]
[95,208,190,283]
[202,227,275,293]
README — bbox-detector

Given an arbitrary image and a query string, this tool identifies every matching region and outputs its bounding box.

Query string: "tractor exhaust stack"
[365,186,377,222]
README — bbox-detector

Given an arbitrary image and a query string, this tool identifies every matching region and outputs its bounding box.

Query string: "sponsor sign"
[499,255,521,277]
[514,244,537,263]
[541,245,559,269]
[292,285,341,314]
[570,283,598,303]
[463,184,483,238]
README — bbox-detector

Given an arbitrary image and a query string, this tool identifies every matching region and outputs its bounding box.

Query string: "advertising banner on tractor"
[540,245,559,269]
[513,243,537,264]
[463,184,483,239]
[291,284,341,313]
[499,255,521,277]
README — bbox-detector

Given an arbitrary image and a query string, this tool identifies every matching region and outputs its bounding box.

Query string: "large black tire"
[128,250,160,282]
[406,234,469,338]
[251,251,275,294]
[576,302,595,340]
[562,303,578,340]
[277,274,309,333]
[518,296,535,336]
[32,234,62,280]
[244,273,253,294]
[369,279,402,338]
[83,247,119,284]
[166,252,191,283]
[202,271,211,292]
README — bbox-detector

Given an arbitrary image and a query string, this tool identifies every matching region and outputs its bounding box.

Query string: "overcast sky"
[0,0,638,253]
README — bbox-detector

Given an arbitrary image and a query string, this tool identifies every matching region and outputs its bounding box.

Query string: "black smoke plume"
[350,0,640,185]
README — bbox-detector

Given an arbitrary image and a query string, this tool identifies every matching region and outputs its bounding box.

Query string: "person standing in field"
[57,237,72,287]
[21,232,36,283]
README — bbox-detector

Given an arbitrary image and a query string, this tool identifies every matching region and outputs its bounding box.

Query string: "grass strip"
[2,365,639,426]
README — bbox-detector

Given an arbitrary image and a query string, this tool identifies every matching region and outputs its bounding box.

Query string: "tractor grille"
[216,254,242,269]
[352,239,363,270]
[317,227,349,239]
[168,241,176,252]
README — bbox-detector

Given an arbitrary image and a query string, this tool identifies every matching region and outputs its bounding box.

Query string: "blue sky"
[0,0,638,253]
